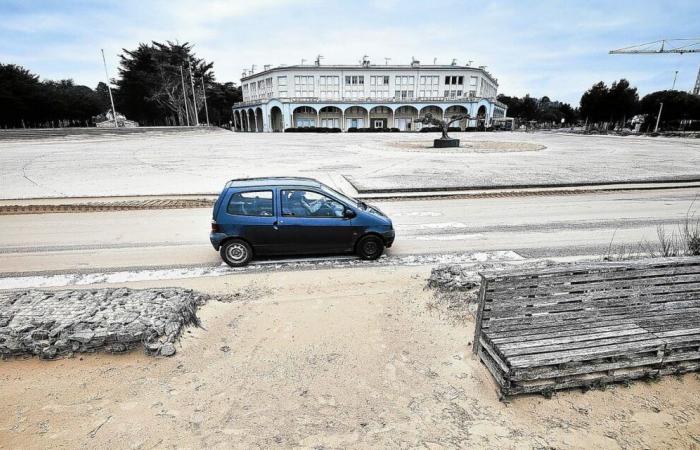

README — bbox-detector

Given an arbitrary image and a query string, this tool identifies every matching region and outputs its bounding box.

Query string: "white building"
[232,60,506,132]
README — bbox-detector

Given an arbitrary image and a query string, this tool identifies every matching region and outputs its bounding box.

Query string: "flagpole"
[100,49,118,128]
[188,61,199,126]
[180,66,190,126]
[201,77,210,126]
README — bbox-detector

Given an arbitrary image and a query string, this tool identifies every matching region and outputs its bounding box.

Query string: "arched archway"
[255,107,264,132]
[270,106,283,132]
[293,106,317,128]
[319,106,342,129]
[394,106,418,131]
[419,105,443,120]
[446,105,469,130]
[240,110,248,131]
[233,111,241,131]
[369,106,392,129]
[477,105,488,130]
[247,108,255,132]
[344,106,369,129]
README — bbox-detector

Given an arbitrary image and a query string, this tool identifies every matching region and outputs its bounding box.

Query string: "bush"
[284,127,341,133]
[347,127,395,132]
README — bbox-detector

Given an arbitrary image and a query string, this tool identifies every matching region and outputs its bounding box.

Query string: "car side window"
[281,190,345,218]
[227,190,274,216]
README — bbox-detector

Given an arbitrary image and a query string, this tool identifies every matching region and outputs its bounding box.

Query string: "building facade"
[231,61,506,132]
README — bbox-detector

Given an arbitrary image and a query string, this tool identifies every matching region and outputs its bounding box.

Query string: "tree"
[115,41,216,126]
[608,79,638,124]
[640,90,700,126]
[0,63,104,128]
[0,63,42,127]
[204,81,242,125]
[580,79,639,127]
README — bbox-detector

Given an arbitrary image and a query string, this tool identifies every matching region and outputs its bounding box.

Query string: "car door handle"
[273,220,279,230]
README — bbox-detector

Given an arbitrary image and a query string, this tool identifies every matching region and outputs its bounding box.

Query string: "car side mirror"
[343,208,356,219]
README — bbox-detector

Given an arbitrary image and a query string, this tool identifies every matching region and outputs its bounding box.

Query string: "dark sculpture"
[417,112,469,147]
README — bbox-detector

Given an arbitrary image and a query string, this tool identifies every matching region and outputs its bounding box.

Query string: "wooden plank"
[480,257,700,282]
[499,332,661,358]
[477,347,509,390]
[485,290,700,319]
[479,337,510,374]
[484,305,700,332]
[486,264,700,292]
[508,340,665,368]
[486,310,700,336]
[507,366,660,396]
[496,327,650,352]
[486,283,700,311]
[511,354,663,381]
[472,275,488,355]
[485,273,700,299]
[489,323,641,345]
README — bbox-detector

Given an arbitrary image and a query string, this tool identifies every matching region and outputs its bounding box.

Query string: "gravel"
[0,288,208,359]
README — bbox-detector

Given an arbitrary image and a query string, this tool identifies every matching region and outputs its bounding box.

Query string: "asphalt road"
[0,188,697,275]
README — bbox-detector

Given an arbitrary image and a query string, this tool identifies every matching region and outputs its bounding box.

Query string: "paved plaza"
[0,129,699,199]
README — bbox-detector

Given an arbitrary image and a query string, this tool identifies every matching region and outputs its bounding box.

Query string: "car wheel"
[220,239,253,267]
[356,235,384,260]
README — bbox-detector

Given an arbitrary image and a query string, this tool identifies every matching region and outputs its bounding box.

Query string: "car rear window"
[227,190,274,216]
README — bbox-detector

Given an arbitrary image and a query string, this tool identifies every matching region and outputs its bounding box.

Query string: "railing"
[233,95,501,108]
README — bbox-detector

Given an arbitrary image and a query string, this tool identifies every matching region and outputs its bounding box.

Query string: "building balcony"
[233,95,500,108]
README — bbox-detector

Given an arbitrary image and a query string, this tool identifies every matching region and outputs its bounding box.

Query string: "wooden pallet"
[472,257,700,396]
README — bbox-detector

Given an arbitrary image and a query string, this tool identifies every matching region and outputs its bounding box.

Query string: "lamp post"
[100,49,118,128]
[201,77,210,127]
[654,102,664,133]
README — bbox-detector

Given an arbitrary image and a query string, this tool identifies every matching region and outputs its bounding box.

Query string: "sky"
[1,0,699,105]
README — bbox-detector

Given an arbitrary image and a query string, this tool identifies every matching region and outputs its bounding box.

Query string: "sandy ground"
[1,265,699,449]
[2,130,700,199]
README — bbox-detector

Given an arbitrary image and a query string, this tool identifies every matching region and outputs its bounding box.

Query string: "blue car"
[210,177,395,266]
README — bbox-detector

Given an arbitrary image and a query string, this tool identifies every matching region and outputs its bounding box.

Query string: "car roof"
[225,177,324,189]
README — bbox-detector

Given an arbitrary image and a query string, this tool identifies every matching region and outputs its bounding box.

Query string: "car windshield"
[320,184,361,208]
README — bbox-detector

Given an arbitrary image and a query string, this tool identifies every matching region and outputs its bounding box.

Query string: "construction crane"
[609,39,700,95]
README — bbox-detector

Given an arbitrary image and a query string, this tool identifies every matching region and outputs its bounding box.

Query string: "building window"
[470,76,478,87]
[278,76,287,86]
[345,75,364,85]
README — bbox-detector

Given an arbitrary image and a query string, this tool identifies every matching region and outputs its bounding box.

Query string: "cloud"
[1,0,699,104]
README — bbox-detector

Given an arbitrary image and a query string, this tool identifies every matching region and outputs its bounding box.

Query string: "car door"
[277,188,356,254]
[220,189,279,254]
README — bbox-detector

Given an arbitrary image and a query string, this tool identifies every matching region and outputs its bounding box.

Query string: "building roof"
[225,177,323,189]
[241,64,498,85]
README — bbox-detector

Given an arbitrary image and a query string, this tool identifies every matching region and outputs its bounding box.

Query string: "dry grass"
[605,199,700,260]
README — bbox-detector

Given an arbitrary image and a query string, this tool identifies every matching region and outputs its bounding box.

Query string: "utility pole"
[201,77,210,126]
[180,66,190,126]
[100,49,118,128]
[654,102,664,132]
[188,61,199,126]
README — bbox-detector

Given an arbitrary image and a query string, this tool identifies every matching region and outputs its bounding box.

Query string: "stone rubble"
[427,264,482,292]
[0,288,208,359]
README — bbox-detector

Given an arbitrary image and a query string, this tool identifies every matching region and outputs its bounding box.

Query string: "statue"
[417,112,469,147]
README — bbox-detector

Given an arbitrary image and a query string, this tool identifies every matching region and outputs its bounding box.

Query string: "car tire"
[220,239,253,267]
[356,235,384,260]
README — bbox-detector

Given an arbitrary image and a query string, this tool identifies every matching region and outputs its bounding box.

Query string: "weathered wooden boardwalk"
[473,257,700,396]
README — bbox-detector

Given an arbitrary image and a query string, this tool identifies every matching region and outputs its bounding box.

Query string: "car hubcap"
[364,241,378,256]
[226,243,247,262]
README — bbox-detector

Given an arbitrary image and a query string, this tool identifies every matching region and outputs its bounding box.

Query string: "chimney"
[411,57,420,67]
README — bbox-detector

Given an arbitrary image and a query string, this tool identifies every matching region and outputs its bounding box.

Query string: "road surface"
[0,188,697,276]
